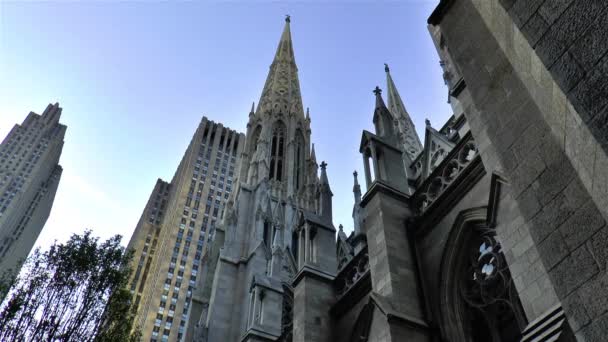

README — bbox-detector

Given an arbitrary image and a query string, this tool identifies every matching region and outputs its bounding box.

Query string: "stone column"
[360,183,430,342]
[363,156,372,190]
[292,220,337,342]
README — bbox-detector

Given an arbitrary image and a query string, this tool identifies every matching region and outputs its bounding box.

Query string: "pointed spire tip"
[285,14,290,23]
[384,63,390,73]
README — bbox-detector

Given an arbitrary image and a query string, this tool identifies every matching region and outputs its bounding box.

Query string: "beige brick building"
[127,117,244,341]
[0,103,65,287]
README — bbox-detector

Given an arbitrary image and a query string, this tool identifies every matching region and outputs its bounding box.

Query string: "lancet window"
[294,129,305,190]
[270,121,286,181]
[249,125,262,157]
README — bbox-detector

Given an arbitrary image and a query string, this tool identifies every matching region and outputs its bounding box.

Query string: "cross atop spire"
[373,86,382,96]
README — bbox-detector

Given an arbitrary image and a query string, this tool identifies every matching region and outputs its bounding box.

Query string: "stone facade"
[127,117,245,341]
[0,103,65,289]
[428,0,608,340]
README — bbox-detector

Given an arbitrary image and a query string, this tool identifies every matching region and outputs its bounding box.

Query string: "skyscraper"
[0,103,65,279]
[127,117,244,341]
[188,16,336,342]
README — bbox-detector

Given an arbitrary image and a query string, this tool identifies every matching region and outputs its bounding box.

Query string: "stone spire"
[385,64,423,159]
[256,16,304,117]
[319,161,333,223]
[353,171,361,204]
[352,171,363,236]
[373,86,398,144]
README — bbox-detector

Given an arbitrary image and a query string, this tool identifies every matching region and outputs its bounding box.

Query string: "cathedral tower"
[189,17,336,342]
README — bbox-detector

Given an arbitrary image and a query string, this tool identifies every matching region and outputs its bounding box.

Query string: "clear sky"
[0,0,450,250]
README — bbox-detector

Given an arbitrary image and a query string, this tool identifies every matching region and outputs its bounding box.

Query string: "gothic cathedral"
[186,0,604,338]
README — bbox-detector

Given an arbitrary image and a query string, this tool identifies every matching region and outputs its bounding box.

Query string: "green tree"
[0,230,140,341]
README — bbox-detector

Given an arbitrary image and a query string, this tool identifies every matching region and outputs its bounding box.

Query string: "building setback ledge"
[428,0,455,25]
[240,327,279,342]
[370,292,430,332]
[292,265,335,288]
[360,180,410,208]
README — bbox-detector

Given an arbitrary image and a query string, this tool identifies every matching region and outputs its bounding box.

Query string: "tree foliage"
[0,230,140,341]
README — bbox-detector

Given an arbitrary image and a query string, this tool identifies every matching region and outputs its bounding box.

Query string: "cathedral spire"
[319,161,333,223]
[385,64,423,159]
[372,86,397,143]
[352,171,363,236]
[256,17,304,117]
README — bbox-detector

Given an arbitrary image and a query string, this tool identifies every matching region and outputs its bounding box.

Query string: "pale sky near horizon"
[0,0,450,252]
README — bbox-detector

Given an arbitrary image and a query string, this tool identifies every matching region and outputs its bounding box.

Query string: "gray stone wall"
[428,0,608,338]
[293,276,334,342]
[332,294,371,342]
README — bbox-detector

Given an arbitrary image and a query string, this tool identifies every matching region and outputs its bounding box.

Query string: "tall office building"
[0,103,65,279]
[127,117,245,341]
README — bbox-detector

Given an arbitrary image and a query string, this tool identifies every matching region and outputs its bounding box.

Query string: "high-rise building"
[0,103,65,278]
[127,117,244,341]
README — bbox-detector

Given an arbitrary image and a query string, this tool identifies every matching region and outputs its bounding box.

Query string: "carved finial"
[425,118,431,126]
[320,161,327,170]
[384,63,390,72]
[353,170,361,195]
[373,86,382,96]
[339,224,343,231]
[306,107,310,120]
[285,14,291,23]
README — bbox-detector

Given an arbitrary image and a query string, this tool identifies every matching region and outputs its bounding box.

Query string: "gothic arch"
[438,207,527,342]
[348,302,374,342]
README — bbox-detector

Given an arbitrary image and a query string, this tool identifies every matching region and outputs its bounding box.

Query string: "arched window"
[459,226,525,342]
[270,121,286,181]
[291,231,299,265]
[440,211,527,342]
[294,129,305,190]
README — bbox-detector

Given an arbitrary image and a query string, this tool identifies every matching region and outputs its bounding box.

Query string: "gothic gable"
[420,122,455,180]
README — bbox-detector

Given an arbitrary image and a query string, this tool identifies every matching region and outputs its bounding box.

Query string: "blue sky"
[0,0,450,250]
